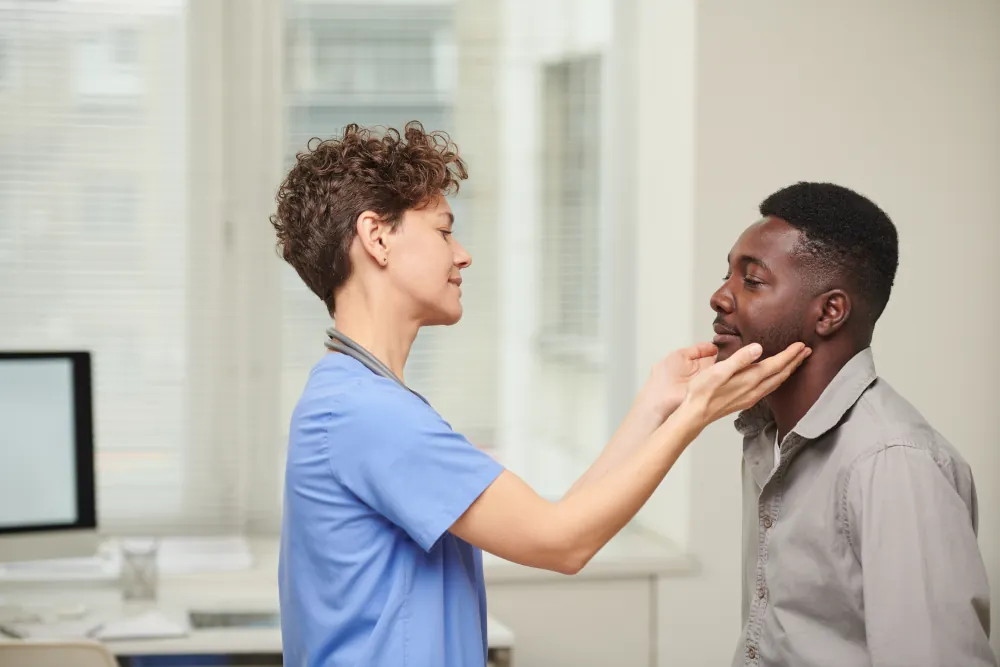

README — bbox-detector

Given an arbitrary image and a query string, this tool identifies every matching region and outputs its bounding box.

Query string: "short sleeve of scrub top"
[329,362,503,551]
[278,352,505,667]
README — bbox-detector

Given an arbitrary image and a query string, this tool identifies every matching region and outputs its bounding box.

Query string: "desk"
[3,527,696,667]
[0,542,514,667]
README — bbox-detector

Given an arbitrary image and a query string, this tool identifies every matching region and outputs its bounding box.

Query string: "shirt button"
[758,586,766,600]
[747,645,757,660]
[762,515,773,529]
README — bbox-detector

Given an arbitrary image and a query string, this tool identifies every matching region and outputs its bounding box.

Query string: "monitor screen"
[0,352,96,536]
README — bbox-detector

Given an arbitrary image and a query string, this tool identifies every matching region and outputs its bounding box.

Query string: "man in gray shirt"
[710,182,995,667]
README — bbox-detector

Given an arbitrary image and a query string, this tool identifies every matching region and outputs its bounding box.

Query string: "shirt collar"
[734,346,878,441]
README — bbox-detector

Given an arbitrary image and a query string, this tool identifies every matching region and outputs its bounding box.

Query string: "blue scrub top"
[278,352,505,667]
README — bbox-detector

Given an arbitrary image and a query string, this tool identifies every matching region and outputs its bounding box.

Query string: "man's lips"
[713,321,740,344]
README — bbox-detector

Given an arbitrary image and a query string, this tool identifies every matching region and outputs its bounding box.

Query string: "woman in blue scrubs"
[271,122,808,667]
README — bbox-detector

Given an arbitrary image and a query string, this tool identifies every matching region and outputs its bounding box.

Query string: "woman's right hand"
[678,341,811,427]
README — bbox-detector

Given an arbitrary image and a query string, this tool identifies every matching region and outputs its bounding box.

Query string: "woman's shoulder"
[297,353,434,426]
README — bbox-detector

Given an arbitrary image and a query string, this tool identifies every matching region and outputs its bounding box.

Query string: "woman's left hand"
[637,341,719,421]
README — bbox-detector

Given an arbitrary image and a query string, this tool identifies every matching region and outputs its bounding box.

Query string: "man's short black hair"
[760,181,899,326]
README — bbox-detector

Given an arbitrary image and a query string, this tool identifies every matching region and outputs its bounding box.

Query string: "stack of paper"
[0,619,102,640]
[93,610,188,641]
[0,536,255,582]
[156,536,254,574]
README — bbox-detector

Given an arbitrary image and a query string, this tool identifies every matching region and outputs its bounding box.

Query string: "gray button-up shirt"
[732,347,996,667]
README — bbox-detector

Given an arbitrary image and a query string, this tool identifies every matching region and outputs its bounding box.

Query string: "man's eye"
[744,276,764,287]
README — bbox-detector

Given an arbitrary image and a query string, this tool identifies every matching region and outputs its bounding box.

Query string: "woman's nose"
[454,241,472,269]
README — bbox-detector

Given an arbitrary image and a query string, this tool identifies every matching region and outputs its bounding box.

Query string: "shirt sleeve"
[845,443,996,667]
[327,377,505,552]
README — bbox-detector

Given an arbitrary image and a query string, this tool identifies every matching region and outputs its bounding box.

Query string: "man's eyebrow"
[727,253,771,272]
[744,255,770,270]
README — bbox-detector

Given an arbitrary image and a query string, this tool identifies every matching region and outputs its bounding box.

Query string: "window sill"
[483,525,699,584]
[535,331,606,369]
[0,529,699,592]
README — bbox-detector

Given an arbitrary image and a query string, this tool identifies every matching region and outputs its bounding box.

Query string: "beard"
[748,318,807,361]
[714,307,810,363]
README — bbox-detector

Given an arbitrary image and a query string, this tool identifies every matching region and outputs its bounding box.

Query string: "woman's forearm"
[448,404,702,575]
[452,341,804,575]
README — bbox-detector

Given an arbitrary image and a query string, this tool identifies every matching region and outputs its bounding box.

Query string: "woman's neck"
[331,287,419,382]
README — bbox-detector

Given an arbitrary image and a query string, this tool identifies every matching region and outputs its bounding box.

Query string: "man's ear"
[814,289,851,337]
[355,210,389,266]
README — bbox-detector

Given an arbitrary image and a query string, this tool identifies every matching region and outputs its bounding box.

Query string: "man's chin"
[714,340,743,363]
[715,341,781,364]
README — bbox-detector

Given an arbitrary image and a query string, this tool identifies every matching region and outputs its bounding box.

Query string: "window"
[278,2,621,505]
[540,55,603,352]
[280,1,488,457]
[0,177,9,240]
[76,181,142,271]
[76,26,143,99]
[0,2,192,529]
[1,0,649,540]
[504,54,610,489]
[0,37,8,89]
[286,5,450,103]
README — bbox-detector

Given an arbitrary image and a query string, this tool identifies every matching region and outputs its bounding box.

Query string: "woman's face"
[386,196,471,326]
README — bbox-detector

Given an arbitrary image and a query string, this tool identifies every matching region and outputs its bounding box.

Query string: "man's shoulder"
[835,377,971,474]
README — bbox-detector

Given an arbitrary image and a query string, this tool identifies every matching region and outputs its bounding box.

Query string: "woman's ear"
[815,289,851,337]
[356,210,389,266]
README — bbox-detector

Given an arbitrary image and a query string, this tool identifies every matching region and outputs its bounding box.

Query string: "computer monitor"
[0,351,98,563]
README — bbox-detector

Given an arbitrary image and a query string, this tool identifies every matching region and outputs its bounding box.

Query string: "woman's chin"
[422,304,463,327]
[441,307,463,326]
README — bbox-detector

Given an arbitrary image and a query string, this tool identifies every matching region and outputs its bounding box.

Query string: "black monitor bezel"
[0,351,97,535]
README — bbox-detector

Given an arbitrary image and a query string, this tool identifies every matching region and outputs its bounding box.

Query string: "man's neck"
[331,286,419,382]
[766,347,855,441]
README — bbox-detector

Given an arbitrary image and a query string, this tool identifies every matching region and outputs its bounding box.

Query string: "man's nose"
[710,285,733,314]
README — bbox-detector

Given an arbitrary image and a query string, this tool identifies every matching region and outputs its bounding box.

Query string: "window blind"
[541,55,603,349]
[0,0,192,529]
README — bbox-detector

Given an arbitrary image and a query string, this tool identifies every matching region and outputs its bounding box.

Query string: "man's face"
[710,216,815,362]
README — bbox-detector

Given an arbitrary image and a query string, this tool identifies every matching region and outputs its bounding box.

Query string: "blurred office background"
[0,0,997,664]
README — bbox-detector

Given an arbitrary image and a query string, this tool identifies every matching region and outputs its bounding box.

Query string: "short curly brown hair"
[270,121,468,314]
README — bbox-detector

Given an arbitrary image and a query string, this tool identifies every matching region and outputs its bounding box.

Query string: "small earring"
[381,257,387,266]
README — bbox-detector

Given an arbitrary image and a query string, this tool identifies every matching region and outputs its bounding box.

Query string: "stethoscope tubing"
[325,327,430,405]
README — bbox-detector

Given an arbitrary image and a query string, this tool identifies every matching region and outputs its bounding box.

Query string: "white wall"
[642,1,1000,663]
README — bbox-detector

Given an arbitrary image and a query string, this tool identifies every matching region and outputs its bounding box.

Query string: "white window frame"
[178,0,285,536]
